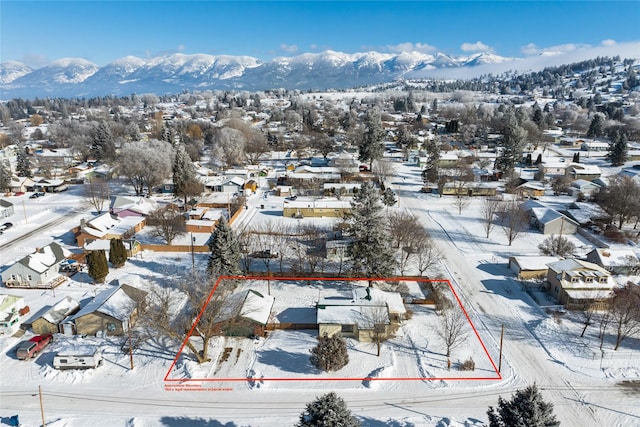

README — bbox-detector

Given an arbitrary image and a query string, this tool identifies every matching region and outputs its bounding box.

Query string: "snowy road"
[396,182,640,426]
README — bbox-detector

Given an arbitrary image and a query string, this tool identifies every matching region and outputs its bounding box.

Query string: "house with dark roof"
[1,242,70,288]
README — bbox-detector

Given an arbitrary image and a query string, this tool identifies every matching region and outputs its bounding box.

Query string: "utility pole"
[39,385,46,426]
[190,232,195,274]
[498,323,504,373]
[128,325,134,370]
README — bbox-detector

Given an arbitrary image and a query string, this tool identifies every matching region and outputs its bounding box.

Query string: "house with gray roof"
[529,208,578,235]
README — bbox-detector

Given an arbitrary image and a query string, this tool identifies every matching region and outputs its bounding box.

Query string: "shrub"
[459,357,475,371]
[310,333,349,372]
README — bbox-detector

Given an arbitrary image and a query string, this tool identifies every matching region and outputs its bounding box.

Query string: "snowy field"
[1,159,640,426]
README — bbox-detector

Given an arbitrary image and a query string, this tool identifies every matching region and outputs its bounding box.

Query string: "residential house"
[186,219,216,233]
[31,296,80,335]
[538,158,568,177]
[213,289,275,337]
[562,202,611,226]
[204,176,244,193]
[516,182,545,199]
[0,200,14,218]
[8,176,35,193]
[508,256,561,280]
[529,208,578,235]
[75,213,146,246]
[0,294,26,335]
[64,283,147,336]
[565,163,602,180]
[317,287,406,342]
[545,259,616,310]
[33,178,68,193]
[581,141,609,151]
[110,196,158,218]
[585,248,640,275]
[1,242,70,289]
[83,238,141,258]
[283,199,351,218]
[570,179,601,197]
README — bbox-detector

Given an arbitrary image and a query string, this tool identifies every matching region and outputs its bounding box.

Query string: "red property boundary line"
[164,276,502,383]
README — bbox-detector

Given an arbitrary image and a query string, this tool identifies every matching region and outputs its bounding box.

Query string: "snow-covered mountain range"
[0,50,512,99]
[1,43,638,99]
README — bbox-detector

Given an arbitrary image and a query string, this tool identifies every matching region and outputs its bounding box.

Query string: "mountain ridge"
[2,44,639,99]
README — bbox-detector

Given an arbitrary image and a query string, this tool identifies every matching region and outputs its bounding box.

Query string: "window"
[585,277,593,283]
[107,323,117,332]
[341,324,354,333]
[374,324,386,333]
[27,275,32,281]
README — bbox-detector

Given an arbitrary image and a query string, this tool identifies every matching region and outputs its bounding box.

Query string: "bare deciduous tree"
[362,304,391,356]
[146,206,186,245]
[372,159,395,187]
[499,199,528,246]
[84,176,110,214]
[437,306,468,359]
[610,283,640,350]
[480,198,501,239]
[146,276,235,364]
[415,239,441,277]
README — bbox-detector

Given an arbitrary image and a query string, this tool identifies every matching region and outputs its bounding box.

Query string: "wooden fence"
[139,244,209,253]
[266,323,318,331]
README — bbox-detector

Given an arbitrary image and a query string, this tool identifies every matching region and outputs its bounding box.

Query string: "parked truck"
[53,348,103,370]
[16,334,53,360]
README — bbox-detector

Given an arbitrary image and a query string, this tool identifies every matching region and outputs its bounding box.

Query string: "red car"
[16,334,53,360]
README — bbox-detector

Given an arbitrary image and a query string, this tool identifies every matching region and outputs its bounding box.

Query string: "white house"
[0,294,26,335]
[1,242,70,288]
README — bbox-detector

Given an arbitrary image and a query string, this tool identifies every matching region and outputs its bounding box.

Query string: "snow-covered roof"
[240,290,275,325]
[70,284,144,322]
[530,208,563,224]
[589,248,639,268]
[19,242,70,273]
[510,256,560,271]
[547,259,608,274]
[566,163,601,174]
[317,287,404,325]
[41,296,80,324]
[215,289,275,326]
[83,213,145,238]
[285,200,351,209]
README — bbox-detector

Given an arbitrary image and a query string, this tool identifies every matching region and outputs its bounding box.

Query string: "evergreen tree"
[310,334,349,372]
[531,102,544,130]
[586,113,606,138]
[495,109,528,177]
[381,187,397,207]
[206,216,241,277]
[607,130,628,166]
[347,181,396,282]
[0,159,12,191]
[358,108,385,170]
[421,139,440,184]
[16,143,32,178]
[87,250,109,283]
[108,238,128,268]
[92,121,116,161]
[173,143,199,204]
[297,392,361,427]
[487,384,558,427]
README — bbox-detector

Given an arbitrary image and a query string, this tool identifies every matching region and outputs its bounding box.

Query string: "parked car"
[286,195,297,201]
[251,249,279,259]
[0,222,12,231]
[29,192,45,198]
[16,334,53,360]
[14,191,25,196]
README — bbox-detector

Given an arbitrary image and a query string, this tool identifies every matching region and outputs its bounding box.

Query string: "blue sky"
[2,1,639,68]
